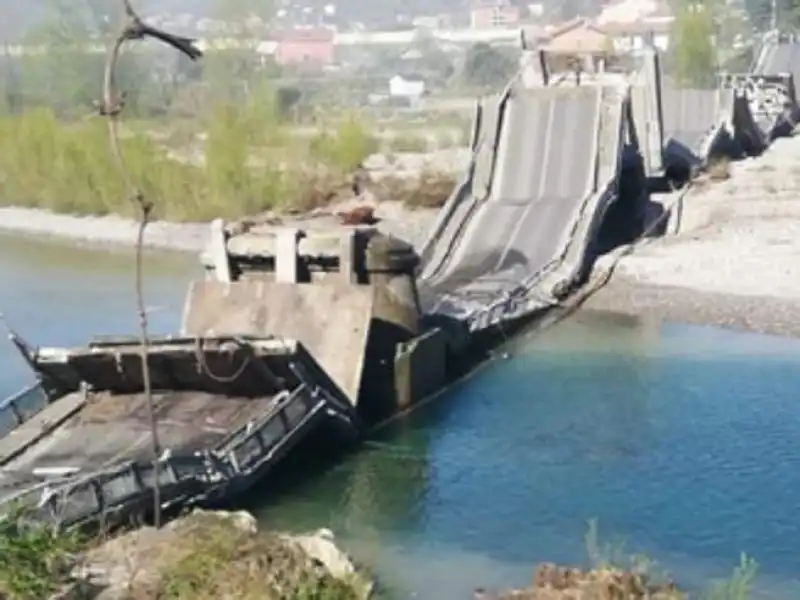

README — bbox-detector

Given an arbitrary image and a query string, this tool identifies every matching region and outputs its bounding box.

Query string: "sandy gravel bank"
[581,275,800,337]
[584,133,800,337]
[0,206,211,252]
[0,199,440,254]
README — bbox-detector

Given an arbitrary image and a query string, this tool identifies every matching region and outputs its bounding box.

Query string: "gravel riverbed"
[584,132,800,337]
[0,199,439,254]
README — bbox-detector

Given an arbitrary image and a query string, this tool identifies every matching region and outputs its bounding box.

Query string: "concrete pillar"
[208,219,231,283]
[642,47,664,173]
[339,230,357,284]
[275,228,301,284]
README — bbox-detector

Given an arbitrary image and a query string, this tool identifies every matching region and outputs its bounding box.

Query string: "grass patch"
[582,519,759,600]
[0,509,86,599]
[156,514,360,600]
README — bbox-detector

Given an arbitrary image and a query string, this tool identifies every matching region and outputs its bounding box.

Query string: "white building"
[389,74,426,99]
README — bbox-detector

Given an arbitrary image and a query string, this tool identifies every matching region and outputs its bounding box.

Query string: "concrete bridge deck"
[418,84,624,331]
[416,41,796,333]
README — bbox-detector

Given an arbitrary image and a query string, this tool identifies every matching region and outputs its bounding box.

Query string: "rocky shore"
[476,564,683,599]
[0,207,211,253]
[48,510,372,600]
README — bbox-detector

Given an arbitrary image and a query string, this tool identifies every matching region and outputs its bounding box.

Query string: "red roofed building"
[275,30,335,66]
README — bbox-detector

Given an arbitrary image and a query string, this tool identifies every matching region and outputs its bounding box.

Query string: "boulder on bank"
[475,563,683,599]
[62,509,372,599]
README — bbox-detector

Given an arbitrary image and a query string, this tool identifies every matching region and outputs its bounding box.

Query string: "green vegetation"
[0,511,365,600]
[584,519,759,600]
[158,514,361,600]
[0,511,770,600]
[0,0,476,222]
[0,509,85,599]
[308,118,380,173]
[461,43,518,90]
[670,2,717,88]
[0,99,384,221]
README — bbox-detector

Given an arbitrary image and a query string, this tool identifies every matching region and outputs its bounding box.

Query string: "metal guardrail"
[0,356,359,529]
[0,382,49,439]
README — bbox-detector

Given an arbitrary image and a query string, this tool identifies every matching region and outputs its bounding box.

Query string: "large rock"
[284,528,373,599]
[58,510,371,599]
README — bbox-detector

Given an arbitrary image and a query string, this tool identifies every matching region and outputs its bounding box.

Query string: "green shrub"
[309,117,378,172]
[0,104,295,221]
[0,513,85,599]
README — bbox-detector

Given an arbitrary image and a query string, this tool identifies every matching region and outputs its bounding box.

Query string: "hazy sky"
[0,1,219,40]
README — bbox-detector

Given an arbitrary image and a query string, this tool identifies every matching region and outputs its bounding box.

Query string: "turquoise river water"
[2,232,800,599]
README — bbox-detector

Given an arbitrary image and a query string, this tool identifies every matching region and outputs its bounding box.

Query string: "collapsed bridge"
[416,41,799,334]
[1,39,799,529]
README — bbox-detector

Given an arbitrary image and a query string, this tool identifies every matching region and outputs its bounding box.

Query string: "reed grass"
[0,98,380,222]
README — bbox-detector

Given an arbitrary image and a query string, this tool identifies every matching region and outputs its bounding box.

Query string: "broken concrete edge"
[48,509,374,600]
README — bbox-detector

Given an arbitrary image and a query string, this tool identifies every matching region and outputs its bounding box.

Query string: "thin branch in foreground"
[100,0,202,528]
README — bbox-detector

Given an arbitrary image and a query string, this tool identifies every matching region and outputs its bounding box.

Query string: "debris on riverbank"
[474,564,683,599]
[2,509,372,600]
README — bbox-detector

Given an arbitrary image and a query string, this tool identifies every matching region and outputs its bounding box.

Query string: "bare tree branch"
[100,0,202,528]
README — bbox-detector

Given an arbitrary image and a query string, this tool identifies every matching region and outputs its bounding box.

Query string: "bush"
[309,117,379,172]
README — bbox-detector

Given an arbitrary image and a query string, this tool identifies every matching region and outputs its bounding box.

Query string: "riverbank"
[583,132,800,338]
[5,509,372,600]
[476,564,684,599]
[0,207,211,252]
[0,193,441,254]
[0,108,463,229]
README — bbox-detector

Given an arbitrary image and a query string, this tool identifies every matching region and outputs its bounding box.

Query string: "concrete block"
[208,219,231,283]
[275,228,300,284]
[338,230,357,284]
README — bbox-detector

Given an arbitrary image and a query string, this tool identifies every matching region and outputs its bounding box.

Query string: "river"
[2,232,800,599]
